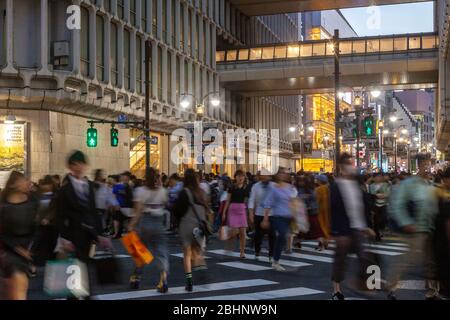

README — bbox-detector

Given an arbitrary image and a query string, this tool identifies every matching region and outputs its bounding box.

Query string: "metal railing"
[216,32,439,63]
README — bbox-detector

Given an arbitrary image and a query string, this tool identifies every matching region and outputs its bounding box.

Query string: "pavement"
[28,233,429,300]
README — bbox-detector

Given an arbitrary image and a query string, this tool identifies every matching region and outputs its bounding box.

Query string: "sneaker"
[271,262,286,272]
[185,282,193,292]
[156,280,168,293]
[331,292,345,300]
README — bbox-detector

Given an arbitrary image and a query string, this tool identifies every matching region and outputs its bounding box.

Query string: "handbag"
[43,257,90,298]
[121,231,153,268]
[185,188,213,237]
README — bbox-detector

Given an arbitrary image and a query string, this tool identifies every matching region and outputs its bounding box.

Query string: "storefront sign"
[0,123,26,187]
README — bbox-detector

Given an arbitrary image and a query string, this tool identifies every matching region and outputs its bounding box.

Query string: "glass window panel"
[287,45,300,58]
[96,15,104,81]
[366,39,380,52]
[249,48,262,60]
[110,23,118,85]
[422,36,437,49]
[326,43,335,56]
[352,40,366,54]
[300,44,312,57]
[238,49,249,60]
[80,7,89,77]
[408,36,421,49]
[312,42,325,56]
[274,46,287,59]
[380,38,393,52]
[262,47,274,59]
[339,41,352,55]
[216,51,225,62]
[394,38,407,51]
[226,50,237,61]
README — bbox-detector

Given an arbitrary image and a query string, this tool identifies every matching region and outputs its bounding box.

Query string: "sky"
[340,1,435,36]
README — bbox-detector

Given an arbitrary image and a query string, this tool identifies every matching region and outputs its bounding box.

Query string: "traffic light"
[110,127,119,147]
[363,116,375,137]
[87,127,98,148]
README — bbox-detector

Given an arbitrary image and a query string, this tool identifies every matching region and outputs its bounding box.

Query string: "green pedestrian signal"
[110,128,119,147]
[87,127,98,148]
[363,116,375,137]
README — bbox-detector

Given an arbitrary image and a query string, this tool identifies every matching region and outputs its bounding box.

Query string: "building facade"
[0,0,302,183]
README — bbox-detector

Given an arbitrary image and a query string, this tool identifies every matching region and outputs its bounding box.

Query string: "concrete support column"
[157,0,162,40]
[174,0,181,50]
[151,41,158,98]
[162,48,168,102]
[171,51,177,105]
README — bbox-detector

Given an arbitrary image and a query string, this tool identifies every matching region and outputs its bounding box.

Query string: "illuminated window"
[422,36,437,49]
[408,36,421,50]
[226,50,237,61]
[249,48,262,60]
[339,41,352,55]
[300,44,312,57]
[238,49,249,60]
[216,51,225,62]
[394,38,407,51]
[380,38,394,52]
[366,39,380,53]
[287,45,299,58]
[352,40,366,54]
[274,46,287,59]
[262,47,274,59]
[312,43,325,56]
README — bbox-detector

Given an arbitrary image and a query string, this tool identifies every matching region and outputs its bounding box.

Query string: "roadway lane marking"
[93,279,277,300]
[217,261,272,271]
[301,241,409,251]
[259,248,334,263]
[208,249,312,268]
[397,280,426,290]
[188,287,324,300]
[171,253,211,259]
[93,254,130,259]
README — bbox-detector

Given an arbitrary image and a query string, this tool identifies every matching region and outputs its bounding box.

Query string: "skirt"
[227,203,248,228]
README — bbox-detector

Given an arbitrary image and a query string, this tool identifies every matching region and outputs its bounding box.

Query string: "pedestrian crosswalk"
[188,287,324,300]
[93,279,278,300]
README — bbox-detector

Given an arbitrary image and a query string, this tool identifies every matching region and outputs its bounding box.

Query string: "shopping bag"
[94,251,121,285]
[218,225,232,241]
[291,198,310,233]
[43,258,90,298]
[121,231,153,268]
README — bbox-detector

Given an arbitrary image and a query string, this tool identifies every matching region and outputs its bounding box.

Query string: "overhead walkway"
[229,0,430,16]
[217,33,439,96]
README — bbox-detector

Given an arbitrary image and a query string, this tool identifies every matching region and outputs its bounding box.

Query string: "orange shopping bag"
[121,231,154,268]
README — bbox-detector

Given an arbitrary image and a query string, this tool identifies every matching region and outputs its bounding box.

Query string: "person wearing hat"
[53,150,112,297]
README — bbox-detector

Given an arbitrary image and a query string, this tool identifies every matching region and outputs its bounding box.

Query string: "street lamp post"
[300,129,305,172]
[334,29,340,175]
[394,133,398,173]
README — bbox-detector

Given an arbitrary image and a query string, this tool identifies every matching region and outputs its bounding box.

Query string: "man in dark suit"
[330,153,375,300]
[54,150,112,297]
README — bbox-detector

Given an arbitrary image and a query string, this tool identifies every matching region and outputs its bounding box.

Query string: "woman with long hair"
[0,171,38,300]
[128,168,169,292]
[173,169,210,291]
[222,170,249,258]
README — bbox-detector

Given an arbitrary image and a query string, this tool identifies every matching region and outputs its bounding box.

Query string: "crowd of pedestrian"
[0,149,449,301]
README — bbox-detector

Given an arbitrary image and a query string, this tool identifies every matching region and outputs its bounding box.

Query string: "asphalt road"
[28,233,428,300]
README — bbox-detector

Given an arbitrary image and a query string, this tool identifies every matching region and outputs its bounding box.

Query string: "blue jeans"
[270,216,291,262]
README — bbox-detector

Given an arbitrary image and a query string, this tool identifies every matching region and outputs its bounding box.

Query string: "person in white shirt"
[248,172,275,262]
[128,168,169,293]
